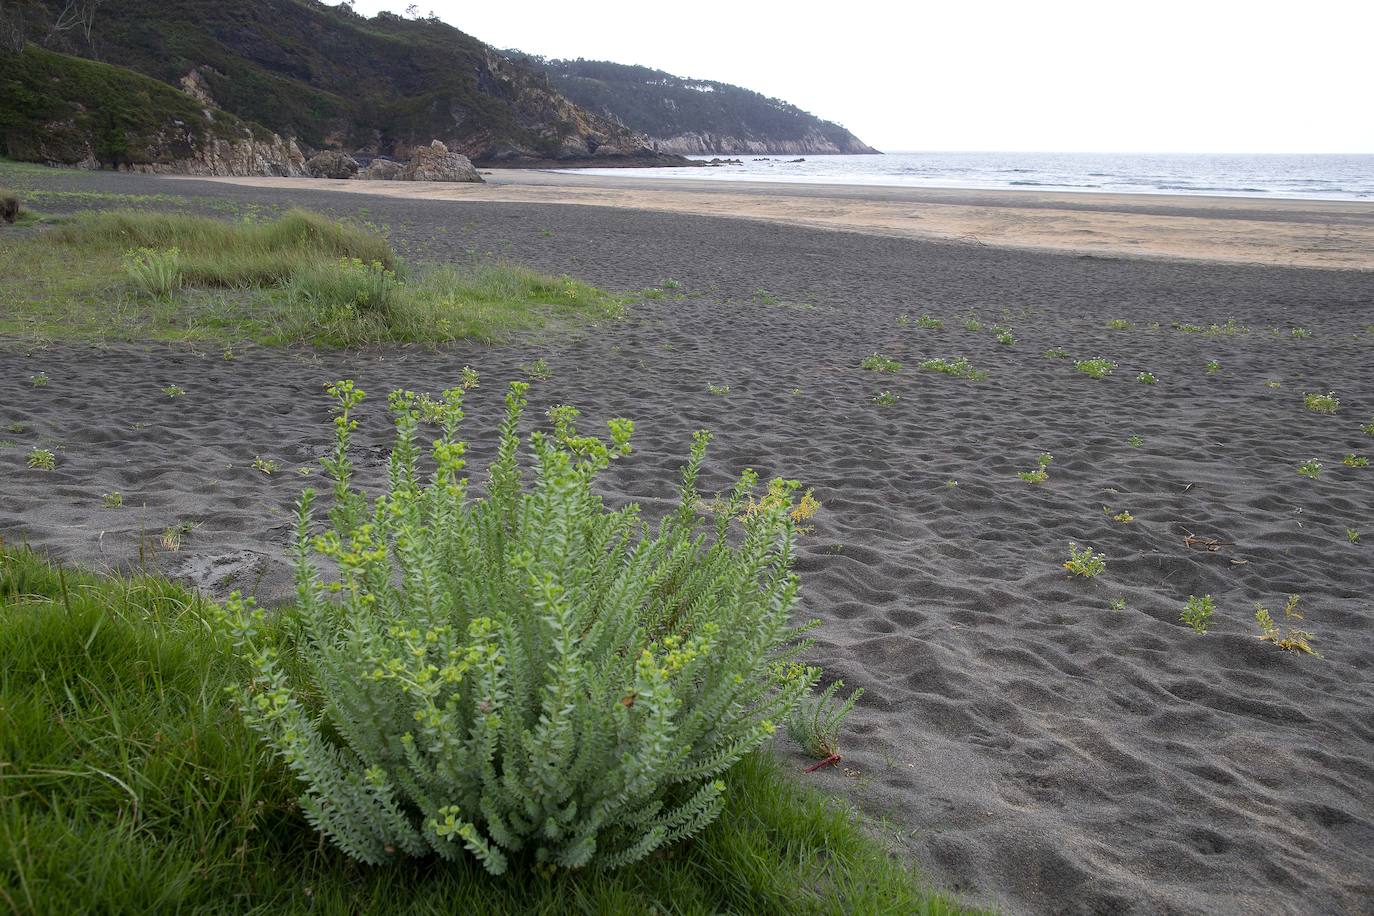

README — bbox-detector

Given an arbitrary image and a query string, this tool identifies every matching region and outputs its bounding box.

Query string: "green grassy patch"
[0,547,971,914]
[0,209,624,346]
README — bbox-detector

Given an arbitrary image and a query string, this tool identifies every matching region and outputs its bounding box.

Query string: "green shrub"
[226,379,820,875]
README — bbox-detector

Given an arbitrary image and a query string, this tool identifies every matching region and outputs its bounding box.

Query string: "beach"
[3,170,1374,914]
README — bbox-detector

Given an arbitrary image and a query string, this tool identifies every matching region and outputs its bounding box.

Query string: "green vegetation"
[1303,391,1339,415]
[787,681,864,762]
[26,447,55,470]
[1108,597,1127,612]
[1291,327,1312,339]
[914,315,943,329]
[1137,371,1156,385]
[0,546,964,914]
[1074,358,1115,378]
[1062,543,1106,578]
[251,456,280,475]
[161,384,185,399]
[1254,595,1318,656]
[963,317,983,332]
[1104,506,1134,523]
[872,391,899,407]
[520,357,554,381]
[1,210,622,346]
[1343,454,1369,468]
[1349,529,1361,544]
[1043,347,1069,359]
[29,372,48,387]
[860,353,901,373]
[993,326,1015,346]
[100,491,123,509]
[1017,453,1053,484]
[1298,459,1322,479]
[1181,595,1215,634]
[919,356,988,381]
[1204,360,1220,374]
[1127,435,1144,448]
[1106,319,1131,330]
[1265,380,1282,389]
[1365,419,1374,437]
[707,383,731,397]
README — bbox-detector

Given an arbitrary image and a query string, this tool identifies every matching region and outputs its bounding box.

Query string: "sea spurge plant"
[226,378,820,875]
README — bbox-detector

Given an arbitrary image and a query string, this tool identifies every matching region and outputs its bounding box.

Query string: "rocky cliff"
[512,56,878,157]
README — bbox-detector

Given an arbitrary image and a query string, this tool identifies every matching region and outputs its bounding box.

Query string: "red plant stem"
[803,753,842,773]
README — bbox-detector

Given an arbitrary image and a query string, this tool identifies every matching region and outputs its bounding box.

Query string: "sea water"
[562,151,1374,201]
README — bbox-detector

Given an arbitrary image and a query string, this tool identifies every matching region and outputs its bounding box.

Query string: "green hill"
[511,56,877,156]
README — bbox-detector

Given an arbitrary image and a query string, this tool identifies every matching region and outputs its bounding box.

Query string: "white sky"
[341,0,1373,153]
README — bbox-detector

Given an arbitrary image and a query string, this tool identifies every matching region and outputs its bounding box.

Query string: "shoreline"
[174,171,1374,271]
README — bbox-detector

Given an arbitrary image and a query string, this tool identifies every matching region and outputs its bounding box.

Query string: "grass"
[1,210,623,347]
[0,546,969,915]
[25,448,56,470]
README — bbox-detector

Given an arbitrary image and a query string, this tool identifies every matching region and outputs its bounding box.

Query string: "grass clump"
[1298,459,1322,479]
[0,546,967,913]
[919,356,987,381]
[914,315,943,329]
[2,210,622,346]
[1303,391,1339,415]
[26,447,56,470]
[860,353,901,373]
[872,390,899,407]
[1075,358,1115,379]
[1137,371,1157,385]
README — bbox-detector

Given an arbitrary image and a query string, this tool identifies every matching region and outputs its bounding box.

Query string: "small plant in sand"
[662,278,681,290]
[1180,595,1215,634]
[123,246,183,298]
[222,378,822,874]
[1343,453,1369,468]
[707,383,731,397]
[162,384,185,399]
[1364,419,1374,437]
[222,345,235,360]
[787,680,863,771]
[964,317,983,332]
[1043,347,1069,359]
[860,353,901,373]
[919,356,988,381]
[521,357,553,381]
[1204,318,1249,336]
[1254,595,1318,656]
[752,288,778,306]
[1173,322,1205,333]
[160,521,196,551]
[640,287,665,300]
[1127,434,1144,448]
[1137,371,1157,385]
[26,447,55,470]
[1063,543,1106,578]
[993,326,1016,346]
[1303,391,1339,415]
[1075,358,1115,379]
[1017,453,1053,484]
[1103,506,1134,523]
[1348,528,1361,544]
[1204,360,1220,375]
[101,491,123,509]
[871,390,899,407]
[1108,597,1127,612]
[251,456,280,475]
[30,372,48,387]
[1297,459,1322,479]
[914,315,943,329]
[1264,380,1282,389]
[1106,319,1131,330]
[945,479,958,489]
[8,421,25,433]
[1291,327,1312,339]
[896,313,910,327]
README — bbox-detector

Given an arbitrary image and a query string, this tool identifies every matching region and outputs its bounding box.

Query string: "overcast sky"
[342,0,1372,154]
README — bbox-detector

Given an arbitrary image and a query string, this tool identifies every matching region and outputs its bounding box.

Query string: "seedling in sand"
[1303,391,1339,415]
[1364,419,1374,437]
[1348,529,1361,544]
[1109,597,1127,612]
[7,421,24,433]
[222,346,235,360]
[1017,452,1053,484]
[1291,327,1312,338]
[101,491,123,509]
[896,313,910,327]
[1106,319,1131,330]
[662,278,681,289]
[945,479,958,488]
[787,680,864,769]
[521,357,553,381]
[1043,347,1069,359]
[919,356,987,381]
[1298,459,1322,479]
[872,390,899,407]
[914,315,943,329]
[964,317,983,332]
[160,521,196,551]
[860,353,901,373]
[27,447,55,470]
[1063,542,1106,578]
[1181,595,1215,634]
[1343,454,1369,468]
[1173,322,1205,333]
[1264,380,1282,389]
[1075,358,1115,379]
[993,326,1016,346]
[251,456,280,475]
[752,288,778,306]
[1127,435,1144,448]
[1205,360,1220,374]
[1254,595,1318,656]
[30,372,48,387]
[707,383,731,397]
[1137,371,1157,385]
[1104,506,1134,523]
[162,385,185,399]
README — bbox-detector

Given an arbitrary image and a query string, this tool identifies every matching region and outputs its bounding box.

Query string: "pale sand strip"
[176,171,1374,270]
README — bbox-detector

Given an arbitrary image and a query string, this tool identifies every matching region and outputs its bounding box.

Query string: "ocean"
[563,151,1374,201]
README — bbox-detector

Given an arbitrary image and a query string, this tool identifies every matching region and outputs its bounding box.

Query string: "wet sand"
[3,171,1374,914]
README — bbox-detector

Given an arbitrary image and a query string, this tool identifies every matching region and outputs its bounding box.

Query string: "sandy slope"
[3,172,1374,914]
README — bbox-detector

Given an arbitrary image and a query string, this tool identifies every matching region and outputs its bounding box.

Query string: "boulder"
[305,150,360,179]
[359,158,404,180]
[398,140,483,182]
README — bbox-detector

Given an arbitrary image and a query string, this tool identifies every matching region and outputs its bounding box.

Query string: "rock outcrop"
[128,132,306,177]
[649,131,877,157]
[358,158,404,180]
[305,150,360,179]
[395,141,483,182]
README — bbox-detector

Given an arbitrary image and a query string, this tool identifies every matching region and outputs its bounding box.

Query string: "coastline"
[175,170,1374,270]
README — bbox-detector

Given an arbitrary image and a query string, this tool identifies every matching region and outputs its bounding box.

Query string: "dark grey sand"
[3,173,1374,914]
